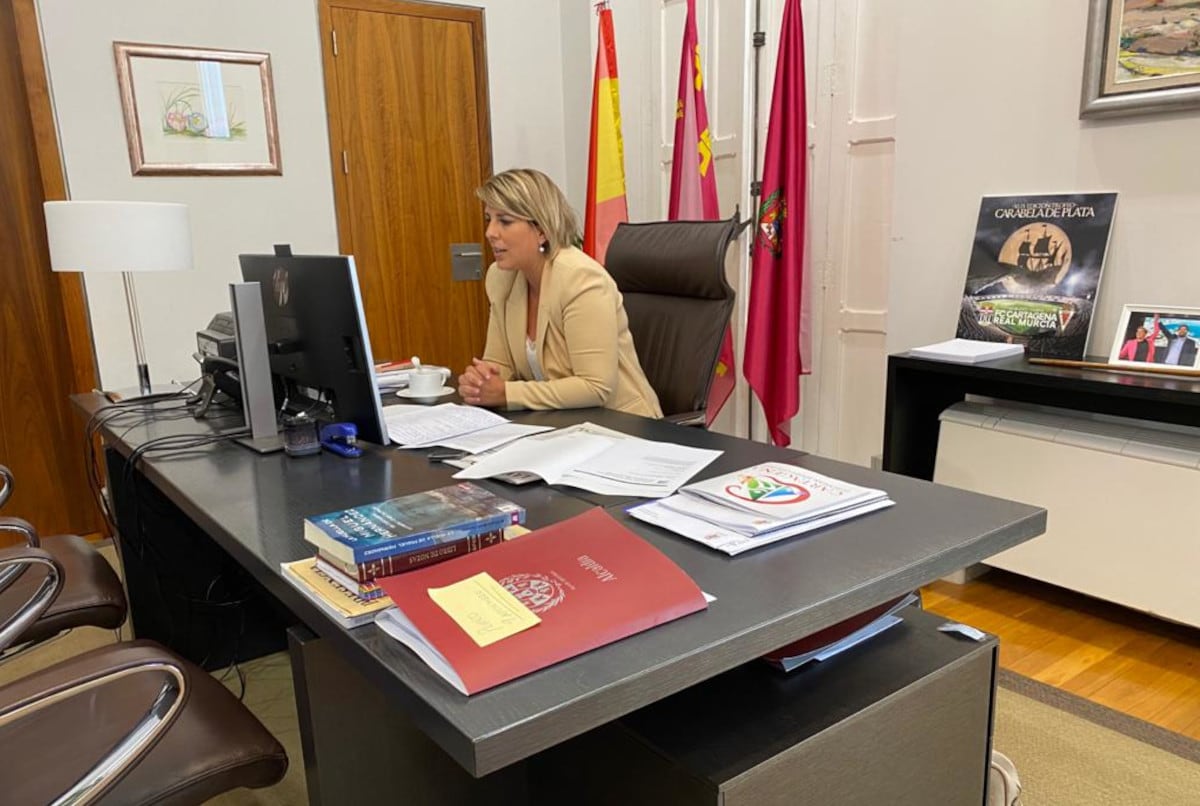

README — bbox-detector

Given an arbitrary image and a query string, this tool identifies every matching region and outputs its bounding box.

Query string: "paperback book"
[280,558,393,628]
[957,192,1118,360]
[304,482,525,565]
[374,508,708,695]
[678,463,891,530]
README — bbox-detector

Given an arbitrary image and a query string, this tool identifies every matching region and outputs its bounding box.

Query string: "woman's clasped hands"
[458,358,506,407]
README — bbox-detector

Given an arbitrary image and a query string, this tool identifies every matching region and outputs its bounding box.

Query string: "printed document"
[383,403,549,449]
[452,422,721,497]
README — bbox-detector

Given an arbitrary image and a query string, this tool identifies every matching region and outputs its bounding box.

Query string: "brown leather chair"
[0,465,127,660]
[0,545,288,804]
[604,215,741,425]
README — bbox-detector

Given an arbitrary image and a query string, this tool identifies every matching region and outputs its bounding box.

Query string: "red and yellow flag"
[583,3,628,264]
[667,0,732,427]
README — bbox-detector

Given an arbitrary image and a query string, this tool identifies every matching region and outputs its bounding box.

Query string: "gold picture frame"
[113,41,282,175]
[1080,0,1200,119]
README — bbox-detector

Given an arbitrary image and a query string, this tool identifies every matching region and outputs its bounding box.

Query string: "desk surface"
[78,396,1045,776]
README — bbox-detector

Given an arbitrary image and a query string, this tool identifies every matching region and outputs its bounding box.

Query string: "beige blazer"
[481,247,662,418]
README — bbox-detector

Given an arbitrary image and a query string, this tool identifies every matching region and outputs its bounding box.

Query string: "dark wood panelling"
[0,0,100,535]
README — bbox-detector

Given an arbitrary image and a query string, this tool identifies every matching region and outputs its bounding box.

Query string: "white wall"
[889,0,1200,358]
[38,0,571,391]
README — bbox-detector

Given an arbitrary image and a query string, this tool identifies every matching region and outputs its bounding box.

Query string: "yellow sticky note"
[428,572,541,648]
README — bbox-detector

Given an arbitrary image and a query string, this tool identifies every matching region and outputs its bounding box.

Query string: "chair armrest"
[0,465,12,508]
[664,410,707,428]
[0,547,62,653]
[0,652,188,805]
[0,516,39,547]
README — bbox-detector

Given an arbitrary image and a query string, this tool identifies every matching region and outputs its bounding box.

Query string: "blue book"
[303,482,525,565]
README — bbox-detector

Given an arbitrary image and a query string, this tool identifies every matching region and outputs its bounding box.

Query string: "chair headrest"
[605,215,740,300]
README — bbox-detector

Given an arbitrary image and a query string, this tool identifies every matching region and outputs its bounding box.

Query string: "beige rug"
[995,671,1200,806]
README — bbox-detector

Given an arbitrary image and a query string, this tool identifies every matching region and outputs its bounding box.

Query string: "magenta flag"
[667,0,733,425]
[743,0,809,447]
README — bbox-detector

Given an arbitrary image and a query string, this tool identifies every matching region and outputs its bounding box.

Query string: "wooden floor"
[923,570,1200,741]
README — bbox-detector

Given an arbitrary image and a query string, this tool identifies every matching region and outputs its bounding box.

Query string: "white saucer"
[395,386,454,403]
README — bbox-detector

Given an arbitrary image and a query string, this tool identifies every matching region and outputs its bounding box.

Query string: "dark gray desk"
[78,396,1045,803]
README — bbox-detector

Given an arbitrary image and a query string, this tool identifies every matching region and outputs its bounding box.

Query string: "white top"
[525,337,545,381]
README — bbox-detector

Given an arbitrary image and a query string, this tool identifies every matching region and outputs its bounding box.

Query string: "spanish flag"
[583,3,628,264]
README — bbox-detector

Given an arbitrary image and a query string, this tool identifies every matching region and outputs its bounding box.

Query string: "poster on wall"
[956,193,1119,361]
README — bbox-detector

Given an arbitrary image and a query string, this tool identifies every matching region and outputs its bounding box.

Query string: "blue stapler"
[320,422,363,457]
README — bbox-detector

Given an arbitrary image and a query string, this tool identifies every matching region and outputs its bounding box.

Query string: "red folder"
[375,507,708,694]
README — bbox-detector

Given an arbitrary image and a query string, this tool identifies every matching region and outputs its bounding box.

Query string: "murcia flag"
[743,0,810,447]
[583,3,628,264]
[667,0,733,427]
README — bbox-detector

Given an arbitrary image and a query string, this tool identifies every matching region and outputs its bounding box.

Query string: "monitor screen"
[238,249,388,446]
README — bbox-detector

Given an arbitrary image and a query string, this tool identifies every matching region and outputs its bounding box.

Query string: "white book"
[908,338,1024,364]
[679,463,889,527]
[629,496,894,555]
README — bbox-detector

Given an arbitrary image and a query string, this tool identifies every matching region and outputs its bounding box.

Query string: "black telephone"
[193,356,243,418]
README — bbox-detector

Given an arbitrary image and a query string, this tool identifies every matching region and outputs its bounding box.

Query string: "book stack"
[281,482,527,628]
[629,462,894,556]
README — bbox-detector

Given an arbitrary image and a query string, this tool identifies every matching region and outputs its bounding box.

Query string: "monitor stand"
[230,281,284,454]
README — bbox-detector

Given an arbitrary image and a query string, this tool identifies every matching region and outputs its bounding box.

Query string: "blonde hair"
[476,168,580,256]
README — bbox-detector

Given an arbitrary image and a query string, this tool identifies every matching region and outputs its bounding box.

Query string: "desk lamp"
[44,201,193,399]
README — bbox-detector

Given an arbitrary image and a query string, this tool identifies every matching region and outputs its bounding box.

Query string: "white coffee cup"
[408,366,450,396]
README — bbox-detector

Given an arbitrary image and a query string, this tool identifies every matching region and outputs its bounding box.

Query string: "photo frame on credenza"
[1080,0,1200,119]
[1107,304,1200,370]
[113,41,282,176]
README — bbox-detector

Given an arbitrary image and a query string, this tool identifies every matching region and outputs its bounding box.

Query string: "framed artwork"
[113,42,281,175]
[1080,0,1200,119]
[1107,304,1200,370]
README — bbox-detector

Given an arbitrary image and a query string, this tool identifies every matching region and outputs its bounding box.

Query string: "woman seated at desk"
[457,168,662,419]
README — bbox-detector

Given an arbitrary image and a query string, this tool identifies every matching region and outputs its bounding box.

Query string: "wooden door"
[1,0,101,538]
[319,0,492,375]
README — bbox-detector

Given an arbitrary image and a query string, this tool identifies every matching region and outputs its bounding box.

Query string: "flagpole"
[747,0,764,442]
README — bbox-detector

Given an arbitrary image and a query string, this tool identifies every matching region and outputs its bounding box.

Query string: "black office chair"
[0,465,126,662]
[604,215,741,426]
[0,544,288,804]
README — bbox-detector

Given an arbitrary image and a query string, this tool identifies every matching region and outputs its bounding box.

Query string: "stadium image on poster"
[957,193,1118,360]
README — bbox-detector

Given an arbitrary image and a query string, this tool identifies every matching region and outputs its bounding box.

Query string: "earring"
[538,243,547,253]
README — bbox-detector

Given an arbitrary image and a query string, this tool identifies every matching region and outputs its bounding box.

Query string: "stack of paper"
[907,338,1024,364]
[374,360,415,390]
[629,462,894,555]
[451,422,722,498]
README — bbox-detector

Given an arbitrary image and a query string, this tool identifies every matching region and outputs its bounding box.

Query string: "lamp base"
[101,383,190,404]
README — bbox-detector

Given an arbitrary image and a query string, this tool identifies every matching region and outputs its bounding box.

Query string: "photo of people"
[1108,305,1200,371]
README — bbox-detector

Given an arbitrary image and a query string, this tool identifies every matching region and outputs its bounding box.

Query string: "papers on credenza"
[382,403,551,449]
[907,338,1024,364]
[451,422,722,498]
[629,462,894,555]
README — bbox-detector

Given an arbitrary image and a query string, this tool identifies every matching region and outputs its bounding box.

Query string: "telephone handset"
[194,356,243,418]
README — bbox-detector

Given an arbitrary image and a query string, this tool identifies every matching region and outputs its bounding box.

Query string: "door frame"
[11,0,98,399]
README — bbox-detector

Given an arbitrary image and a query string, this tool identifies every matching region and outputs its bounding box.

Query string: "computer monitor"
[238,246,389,446]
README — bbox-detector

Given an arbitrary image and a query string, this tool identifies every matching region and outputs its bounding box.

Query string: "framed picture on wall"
[1080,0,1200,119]
[113,42,282,175]
[1107,305,1200,370]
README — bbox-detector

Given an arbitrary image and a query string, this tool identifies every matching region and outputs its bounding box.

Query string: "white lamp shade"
[44,201,193,273]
